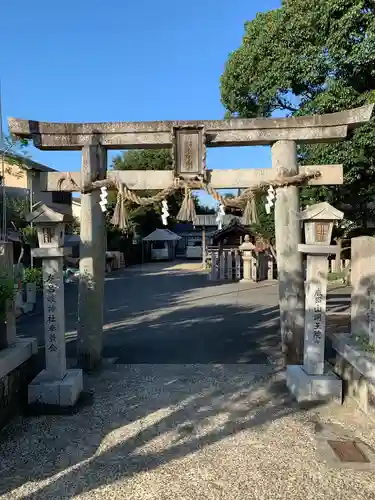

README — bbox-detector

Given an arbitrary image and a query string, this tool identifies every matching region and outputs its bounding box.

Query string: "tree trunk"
[17,245,24,265]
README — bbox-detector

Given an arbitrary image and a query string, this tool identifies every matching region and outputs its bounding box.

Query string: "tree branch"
[276,96,298,112]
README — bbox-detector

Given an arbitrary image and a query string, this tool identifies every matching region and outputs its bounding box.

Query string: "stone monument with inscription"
[351,236,375,345]
[26,204,83,407]
[286,202,343,402]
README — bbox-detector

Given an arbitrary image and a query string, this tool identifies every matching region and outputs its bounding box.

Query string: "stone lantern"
[286,202,344,403]
[27,203,70,250]
[26,203,83,408]
[300,202,340,249]
[239,234,256,282]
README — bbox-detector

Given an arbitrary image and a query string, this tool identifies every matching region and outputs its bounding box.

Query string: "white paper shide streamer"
[265,186,275,214]
[216,204,225,230]
[99,186,108,212]
[161,199,169,225]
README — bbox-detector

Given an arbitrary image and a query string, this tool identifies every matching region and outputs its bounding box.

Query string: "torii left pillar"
[77,139,107,371]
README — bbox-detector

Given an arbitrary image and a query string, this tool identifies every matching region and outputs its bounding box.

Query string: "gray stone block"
[0,338,38,380]
[28,369,83,407]
[332,333,375,384]
[286,364,342,403]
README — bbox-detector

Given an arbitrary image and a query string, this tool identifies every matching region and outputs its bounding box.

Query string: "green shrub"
[23,267,43,291]
[22,226,38,247]
[353,333,375,355]
[328,271,346,282]
[0,271,15,320]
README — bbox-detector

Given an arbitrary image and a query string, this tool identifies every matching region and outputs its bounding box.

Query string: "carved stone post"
[272,140,305,365]
[227,250,233,281]
[78,140,107,371]
[267,253,274,280]
[202,227,206,268]
[235,252,241,280]
[335,238,342,272]
[219,252,225,280]
[251,253,258,282]
[27,205,83,407]
[210,251,218,281]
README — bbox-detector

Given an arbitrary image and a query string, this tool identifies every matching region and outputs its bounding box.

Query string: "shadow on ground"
[101,301,281,364]
[0,361,324,499]
[17,265,282,365]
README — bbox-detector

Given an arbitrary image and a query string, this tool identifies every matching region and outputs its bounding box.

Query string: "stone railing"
[207,247,275,282]
[207,248,242,282]
[329,258,350,273]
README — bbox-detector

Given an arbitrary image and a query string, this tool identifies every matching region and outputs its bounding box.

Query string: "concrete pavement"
[17,261,284,365]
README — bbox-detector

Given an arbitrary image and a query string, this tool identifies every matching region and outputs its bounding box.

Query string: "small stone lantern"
[25,203,83,408]
[27,203,70,251]
[286,202,344,403]
[239,234,256,282]
[300,202,342,249]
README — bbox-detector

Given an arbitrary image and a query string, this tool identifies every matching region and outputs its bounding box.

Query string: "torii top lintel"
[8,105,373,151]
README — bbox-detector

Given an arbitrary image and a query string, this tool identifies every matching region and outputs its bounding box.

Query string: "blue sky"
[1,0,281,207]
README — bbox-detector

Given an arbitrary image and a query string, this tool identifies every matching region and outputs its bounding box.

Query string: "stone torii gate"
[8,105,373,369]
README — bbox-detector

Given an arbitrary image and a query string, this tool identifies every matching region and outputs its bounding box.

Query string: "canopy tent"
[142,229,181,262]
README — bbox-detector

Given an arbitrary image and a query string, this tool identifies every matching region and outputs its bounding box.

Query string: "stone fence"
[328,258,351,273]
[207,247,275,282]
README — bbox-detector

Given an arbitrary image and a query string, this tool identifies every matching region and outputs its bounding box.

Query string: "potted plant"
[0,271,15,349]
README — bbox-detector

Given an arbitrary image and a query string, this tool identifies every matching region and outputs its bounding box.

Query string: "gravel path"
[1,364,375,500]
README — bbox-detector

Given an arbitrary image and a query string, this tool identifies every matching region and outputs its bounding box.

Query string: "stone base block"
[286,365,342,403]
[28,369,83,407]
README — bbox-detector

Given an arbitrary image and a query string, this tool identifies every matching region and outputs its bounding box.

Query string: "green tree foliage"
[1,140,40,263]
[1,136,30,174]
[221,0,375,228]
[251,196,275,242]
[196,204,216,215]
[0,198,37,263]
[112,149,173,171]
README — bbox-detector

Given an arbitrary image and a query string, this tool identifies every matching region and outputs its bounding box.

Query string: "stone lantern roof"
[26,202,73,224]
[299,202,344,221]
